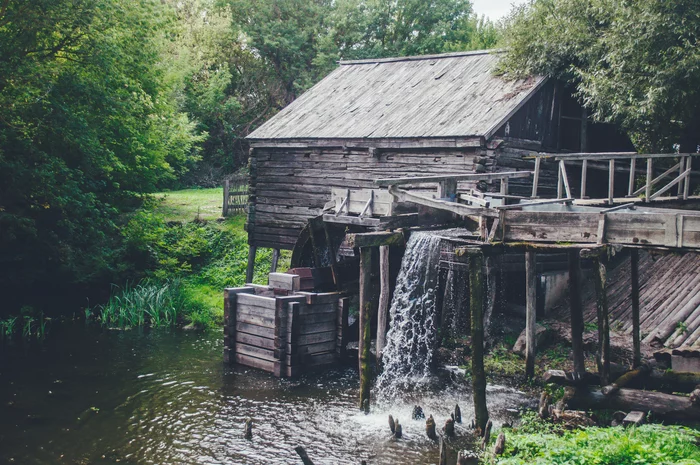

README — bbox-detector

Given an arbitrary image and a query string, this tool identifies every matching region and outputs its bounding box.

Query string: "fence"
[223,175,248,216]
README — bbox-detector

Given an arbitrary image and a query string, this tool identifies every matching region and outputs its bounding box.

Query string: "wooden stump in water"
[538,392,551,419]
[457,450,479,465]
[481,419,492,449]
[454,404,462,423]
[393,419,402,439]
[388,414,395,434]
[243,418,253,440]
[294,446,315,465]
[412,405,425,420]
[438,437,448,465]
[444,418,455,437]
[426,415,438,441]
[494,432,506,456]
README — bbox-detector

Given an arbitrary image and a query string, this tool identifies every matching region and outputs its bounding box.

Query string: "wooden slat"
[375,171,531,187]
[237,343,276,362]
[234,353,275,372]
[236,293,277,309]
[236,321,275,339]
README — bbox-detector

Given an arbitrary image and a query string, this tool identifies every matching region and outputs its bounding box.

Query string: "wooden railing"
[530,152,699,204]
[223,175,248,216]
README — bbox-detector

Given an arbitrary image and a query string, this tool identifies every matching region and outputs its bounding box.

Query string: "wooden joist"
[375,170,531,187]
[345,231,405,248]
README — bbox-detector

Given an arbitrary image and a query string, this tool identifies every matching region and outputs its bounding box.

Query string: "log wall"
[246,144,561,250]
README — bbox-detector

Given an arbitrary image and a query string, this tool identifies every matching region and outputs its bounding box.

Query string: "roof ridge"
[338,49,503,66]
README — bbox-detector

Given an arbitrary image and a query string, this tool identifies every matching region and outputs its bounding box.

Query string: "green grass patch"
[487,412,700,465]
[153,188,224,222]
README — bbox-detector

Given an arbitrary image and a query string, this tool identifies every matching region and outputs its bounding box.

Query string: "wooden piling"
[376,245,390,365]
[630,248,641,368]
[468,248,489,433]
[525,250,537,379]
[568,250,586,374]
[591,251,611,385]
[359,246,374,412]
[245,246,257,284]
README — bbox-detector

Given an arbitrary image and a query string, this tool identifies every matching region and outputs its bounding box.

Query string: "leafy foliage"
[490,412,700,465]
[499,0,700,152]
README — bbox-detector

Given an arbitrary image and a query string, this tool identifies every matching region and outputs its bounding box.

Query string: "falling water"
[375,231,443,399]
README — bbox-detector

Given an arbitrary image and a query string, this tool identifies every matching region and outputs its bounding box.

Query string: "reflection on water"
[0,326,532,464]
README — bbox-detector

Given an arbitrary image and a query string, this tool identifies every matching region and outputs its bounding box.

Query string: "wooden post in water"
[630,248,641,368]
[589,249,611,385]
[467,248,489,433]
[246,246,257,284]
[568,250,586,374]
[525,250,537,379]
[376,245,390,365]
[359,246,375,412]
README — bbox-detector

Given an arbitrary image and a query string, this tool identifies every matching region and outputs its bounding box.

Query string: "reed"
[95,278,185,328]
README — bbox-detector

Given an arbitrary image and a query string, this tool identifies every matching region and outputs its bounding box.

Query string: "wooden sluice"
[224,276,348,378]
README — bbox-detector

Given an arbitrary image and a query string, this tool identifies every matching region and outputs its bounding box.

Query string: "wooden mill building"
[244,50,633,265]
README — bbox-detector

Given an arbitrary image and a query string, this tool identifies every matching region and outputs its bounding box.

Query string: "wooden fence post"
[223,179,230,217]
[568,250,586,374]
[246,246,257,284]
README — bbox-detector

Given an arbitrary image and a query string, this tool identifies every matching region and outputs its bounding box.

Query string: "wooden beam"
[531,156,541,199]
[375,171,532,187]
[591,252,611,385]
[560,160,572,199]
[376,246,390,366]
[628,158,636,197]
[630,249,641,368]
[496,197,574,210]
[568,250,586,374]
[608,159,615,204]
[346,231,405,248]
[389,186,499,218]
[649,168,691,200]
[359,246,375,412]
[555,152,699,161]
[467,248,489,433]
[646,158,653,202]
[580,159,588,199]
[246,246,257,284]
[270,248,280,273]
[525,250,537,379]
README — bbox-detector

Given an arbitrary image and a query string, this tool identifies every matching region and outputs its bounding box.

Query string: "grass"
[485,412,700,465]
[92,279,185,328]
[154,187,224,222]
[96,188,291,330]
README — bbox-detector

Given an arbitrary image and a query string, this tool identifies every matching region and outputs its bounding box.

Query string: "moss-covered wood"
[467,248,489,434]
[358,246,376,412]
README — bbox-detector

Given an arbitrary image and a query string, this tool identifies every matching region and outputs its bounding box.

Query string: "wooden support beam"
[560,160,572,199]
[678,156,686,199]
[649,168,691,200]
[346,231,405,248]
[633,162,681,196]
[359,247,376,412]
[376,246,390,365]
[591,252,611,385]
[496,197,574,210]
[246,246,257,284]
[646,158,653,202]
[608,159,615,204]
[531,156,541,199]
[630,248,641,368]
[270,248,280,273]
[581,159,588,199]
[684,157,692,200]
[223,179,230,217]
[375,171,532,187]
[525,250,537,379]
[568,250,586,374]
[388,186,499,218]
[467,248,489,433]
[628,158,636,197]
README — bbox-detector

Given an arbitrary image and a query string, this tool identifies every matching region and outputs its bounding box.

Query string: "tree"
[500,0,700,152]
[0,0,202,300]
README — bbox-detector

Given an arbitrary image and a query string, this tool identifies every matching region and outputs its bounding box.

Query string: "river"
[0,326,532,464]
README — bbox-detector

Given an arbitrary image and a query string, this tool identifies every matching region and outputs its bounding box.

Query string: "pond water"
[0,326,533,464]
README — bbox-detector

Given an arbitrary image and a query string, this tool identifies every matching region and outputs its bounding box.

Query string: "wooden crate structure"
[224,282,348,377]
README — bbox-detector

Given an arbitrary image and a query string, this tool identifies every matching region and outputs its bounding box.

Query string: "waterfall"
[375,231,443,398]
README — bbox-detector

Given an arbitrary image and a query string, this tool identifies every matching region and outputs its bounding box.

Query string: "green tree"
[0,0,202,302]
[500,0,700,152]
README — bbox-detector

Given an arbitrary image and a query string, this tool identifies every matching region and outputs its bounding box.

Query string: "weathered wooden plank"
[236,292,277,309]
[234,353,275,372]
[376,171,531,186]
[268,273,301,292]
[237,332,275,350]
[236,321,275,339]
[237,313,275,329]
[237,343,276,362]
[288,340,337,355]
[293,320,337,336]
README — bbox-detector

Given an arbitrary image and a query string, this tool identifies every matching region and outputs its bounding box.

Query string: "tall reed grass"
[93,279,185,328]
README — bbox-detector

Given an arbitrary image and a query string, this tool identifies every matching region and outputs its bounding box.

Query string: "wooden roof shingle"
[247,51,546,141]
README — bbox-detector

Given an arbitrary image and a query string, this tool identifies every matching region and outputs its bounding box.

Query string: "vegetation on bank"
[485,412,700,465]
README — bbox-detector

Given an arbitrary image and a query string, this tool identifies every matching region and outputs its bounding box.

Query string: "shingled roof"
[247,50,546,140]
